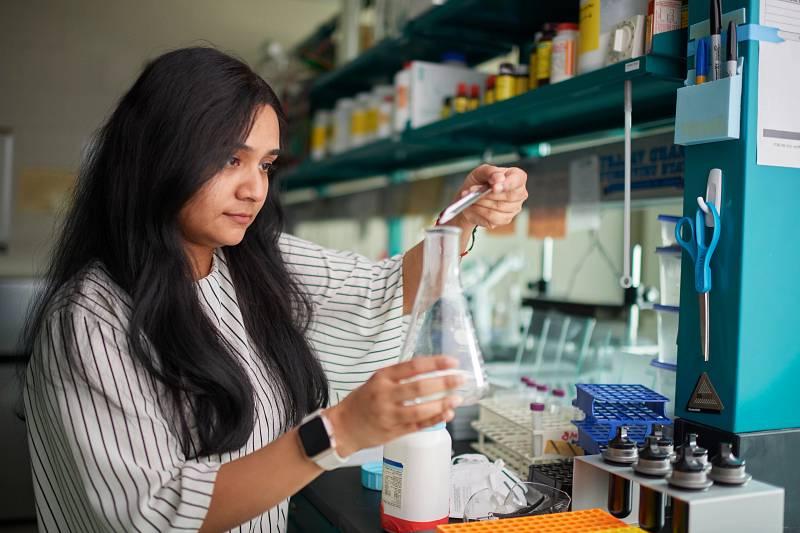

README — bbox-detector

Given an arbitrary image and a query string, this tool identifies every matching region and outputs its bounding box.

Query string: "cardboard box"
[405,61,488,130]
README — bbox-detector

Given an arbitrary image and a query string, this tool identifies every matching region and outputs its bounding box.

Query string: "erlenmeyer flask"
[401,226,489,405]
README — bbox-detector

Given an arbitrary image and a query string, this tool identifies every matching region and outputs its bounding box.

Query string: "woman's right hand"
[324,356,464,457]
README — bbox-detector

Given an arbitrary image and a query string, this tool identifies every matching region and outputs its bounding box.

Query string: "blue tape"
[739,23,784,43]
[687,24,784,56]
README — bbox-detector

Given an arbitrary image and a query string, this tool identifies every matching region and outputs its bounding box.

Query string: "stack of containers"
[572,384,671,454]
[330,97,355,155]
[654,214,682,368]
[311,84,396,159]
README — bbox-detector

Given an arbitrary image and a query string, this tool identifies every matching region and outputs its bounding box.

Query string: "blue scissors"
[675,202,720,362]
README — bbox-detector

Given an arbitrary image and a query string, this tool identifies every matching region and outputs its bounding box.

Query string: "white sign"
[757,0,800,168]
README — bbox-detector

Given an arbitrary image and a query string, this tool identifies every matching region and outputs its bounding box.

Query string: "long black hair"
[24,47,329,457]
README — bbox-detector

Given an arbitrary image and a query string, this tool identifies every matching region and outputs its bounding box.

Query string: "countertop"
[297,441,475,533]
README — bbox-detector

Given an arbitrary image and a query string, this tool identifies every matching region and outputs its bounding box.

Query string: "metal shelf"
[281,135,483,190]
[284,28,686,191]
[309,0,579,108]
[410,54,683,148]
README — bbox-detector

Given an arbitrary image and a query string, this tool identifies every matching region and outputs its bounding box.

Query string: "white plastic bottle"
[392,61,412,133]
[381,423,451,532]
[331,97,354,154]
[309,110,330,161]
[550,23,580,83]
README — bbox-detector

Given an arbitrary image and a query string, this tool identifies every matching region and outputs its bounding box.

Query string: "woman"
[23,47,527,532]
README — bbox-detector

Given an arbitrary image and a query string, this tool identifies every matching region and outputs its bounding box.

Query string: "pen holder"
[674,73,742,146]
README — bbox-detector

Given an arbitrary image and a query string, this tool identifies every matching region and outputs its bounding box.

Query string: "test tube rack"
[572,454,784,532]
[436,508,637,532]
[573,384,671,454]
[470,397,580,478]
[528,458,574,498]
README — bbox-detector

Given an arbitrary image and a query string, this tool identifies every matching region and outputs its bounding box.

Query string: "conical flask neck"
[422,227,461,289]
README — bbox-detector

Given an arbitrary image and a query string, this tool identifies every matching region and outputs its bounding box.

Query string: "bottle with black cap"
[673,433,710,471]
[634,436,672,532]
[602,426,638,519]
[709,442,752,485]
[667,444,713,533]
[667,443,713,490]
[649,424,674,457]
[635,435,672,477]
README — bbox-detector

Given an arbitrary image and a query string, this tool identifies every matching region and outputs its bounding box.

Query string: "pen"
[696,39,708,85]
[709,0,722,81]
[726,20,738,77]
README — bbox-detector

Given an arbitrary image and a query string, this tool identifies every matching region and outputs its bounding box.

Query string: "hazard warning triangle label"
[687,372,724,413]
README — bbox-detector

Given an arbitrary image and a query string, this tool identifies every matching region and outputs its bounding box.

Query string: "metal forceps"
[675,201,720,362]
[437,186,491,225]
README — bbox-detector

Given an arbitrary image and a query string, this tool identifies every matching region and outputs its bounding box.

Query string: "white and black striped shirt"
[24,233,405,532]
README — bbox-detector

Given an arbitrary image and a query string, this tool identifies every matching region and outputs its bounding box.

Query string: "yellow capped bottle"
[440,96,452,119]
[495,63,516,101]
[468,84,480,111]
[484,75,496,105]
[536,23,557,87]
[453,82,469,113]
[515,64,529,95]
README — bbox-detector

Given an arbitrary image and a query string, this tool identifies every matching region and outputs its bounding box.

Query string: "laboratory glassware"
[401,226,489,406]
[462,482,571,522]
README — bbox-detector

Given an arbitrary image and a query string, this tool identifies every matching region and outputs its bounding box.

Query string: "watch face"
[299,416,331,458]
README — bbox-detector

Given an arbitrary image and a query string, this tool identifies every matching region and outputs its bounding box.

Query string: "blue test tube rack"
[573,384,672,454]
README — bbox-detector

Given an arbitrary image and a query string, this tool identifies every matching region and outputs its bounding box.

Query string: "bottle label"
[396,86,408,109]
[495,75,515,101]
[551,37,577,82]
[350,110,366,135]
[310,126,326,150]
[579,0,600,54]
[536,41,553,80]
[529,54,538,89]
[381,458,404,510]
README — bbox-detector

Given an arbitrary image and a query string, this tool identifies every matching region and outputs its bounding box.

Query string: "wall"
[0,0,339,276]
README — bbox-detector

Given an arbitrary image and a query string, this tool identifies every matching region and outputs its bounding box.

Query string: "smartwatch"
[298,409,349,471]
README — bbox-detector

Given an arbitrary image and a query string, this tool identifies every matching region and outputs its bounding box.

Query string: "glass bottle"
[401,227,489,405]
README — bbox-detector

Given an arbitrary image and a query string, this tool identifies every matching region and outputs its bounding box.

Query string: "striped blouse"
[24,233,405,532]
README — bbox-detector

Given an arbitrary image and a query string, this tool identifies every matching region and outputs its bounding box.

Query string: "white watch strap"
[312,447,348,471]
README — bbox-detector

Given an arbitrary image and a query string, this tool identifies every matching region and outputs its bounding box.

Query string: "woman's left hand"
[449,164,528,230]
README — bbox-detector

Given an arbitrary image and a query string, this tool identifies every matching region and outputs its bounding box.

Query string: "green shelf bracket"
[387,171,409,257]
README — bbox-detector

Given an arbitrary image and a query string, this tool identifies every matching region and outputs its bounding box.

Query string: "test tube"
[530,402,545,456]
[603,427,638,520]
[672,498,689,533]
[638,486,665,531]
[607,475,632,519]
[550,388,566,416]
[536,383,549,403]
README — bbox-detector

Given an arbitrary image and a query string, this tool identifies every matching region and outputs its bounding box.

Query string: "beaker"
[401,227,489,405]
[463,481,571,521]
